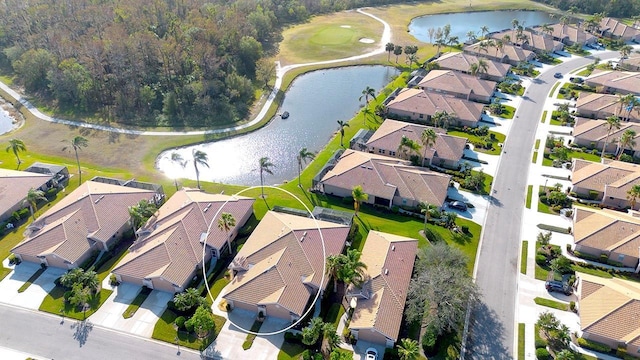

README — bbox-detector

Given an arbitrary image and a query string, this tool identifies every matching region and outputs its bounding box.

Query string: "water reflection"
[157,66,399,186]
[0,107,17,135]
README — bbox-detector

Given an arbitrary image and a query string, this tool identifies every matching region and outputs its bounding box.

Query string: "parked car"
[366,348,378,360]
[545,280,572,296]
[449,201,468,211]
[554,72,563,79]
[569,76,584,83]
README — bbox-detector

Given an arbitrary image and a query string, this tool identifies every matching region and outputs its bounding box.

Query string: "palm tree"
[352,185,368,217]
[339,248,367,292]
[494,39,504,57]
[443,211,458,229]
[297,148,315,188]
[625,97,640,121]
[419,202,437,233]
[602,116,621,155]
[480,25,490,39]
[217,212,236,255]
[397,338,420,360]
[128,199,157,231]
[325,255,342,292]
[502,34,511,44]
[360,86,376,125]
[321,323,341,355]
[258,156,274,198]
[385,42,395,61]
[25,188,47,220]
[627,184,640,209]
[62,136,89,185]
[466,30,477,44]
[620,45,633,63]
[170,152,186,191]
[432,110,455,129]
[398,136,421,160]
[6,138,26,165]
[192,149,209,189]
[337,120,349,147]
[420,128,437,166]
[618,129,637,160]
[511,19,520,38]
[617,93,636,119]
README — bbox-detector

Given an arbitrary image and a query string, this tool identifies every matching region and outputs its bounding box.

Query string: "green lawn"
[152,308,226,350]
[520,241,528,275]
[17,267,45,293]
[576,68,592,76]
[534,297,569,311]
[325,303,345,328]
[39,286,113,320]
[242,319,263,350]
[537,185,554,215]
[556,83,572,99]
[526,185,533,209]
[548,82,560,97]
[498,105,516,119]
[122,286,153,319]
[518,323,525,360]
[535,241,550,281]
[278,341,306,360]
[540,110,547,124]
[448,130,505,156]
[542,149,600,167]
[534,139,541,150]
[532,151,538,163]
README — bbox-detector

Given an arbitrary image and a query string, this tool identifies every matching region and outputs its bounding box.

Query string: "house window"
[402,198,407,205]
[390,151,396,156]
[378,149,385,154]
[419,114,424,119]
[618,254,625,262]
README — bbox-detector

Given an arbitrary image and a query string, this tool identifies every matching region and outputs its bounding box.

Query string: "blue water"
[0,108,16,135]
[409,10,557,44]
[157,66,400,186]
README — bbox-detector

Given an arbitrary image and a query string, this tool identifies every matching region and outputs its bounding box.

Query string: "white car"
[365,347,378,360]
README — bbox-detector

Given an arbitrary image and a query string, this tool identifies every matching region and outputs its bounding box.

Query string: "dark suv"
[545,280,572,296]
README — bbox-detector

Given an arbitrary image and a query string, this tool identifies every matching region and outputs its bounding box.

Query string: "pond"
[157,65,400,186]
[0,106,17,135]
[408,10,557,44]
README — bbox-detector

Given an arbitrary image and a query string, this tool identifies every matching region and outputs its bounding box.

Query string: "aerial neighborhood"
[1,1,640,360]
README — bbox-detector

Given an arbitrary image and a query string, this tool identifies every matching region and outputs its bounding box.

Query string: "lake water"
[0,107,16,135]
[408,10,557,44]
[157,66,399,186]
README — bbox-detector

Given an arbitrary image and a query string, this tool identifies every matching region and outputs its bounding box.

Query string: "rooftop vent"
[94,195,105,204]
[384,269,389,275]
[203,203,212,213]
[392,245,396,251]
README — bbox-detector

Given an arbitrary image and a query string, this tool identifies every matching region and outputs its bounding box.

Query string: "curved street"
[463,50,623,359]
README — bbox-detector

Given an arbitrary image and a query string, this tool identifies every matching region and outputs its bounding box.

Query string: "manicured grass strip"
[534,139,541,150]
[17,267,46,293]
[520,241,528,275]
[518,323,525,360]
[278,341,306,360]
[548,82,560,97]
[122,286,153,319]
[535,241,550,281]
[572,264,612,279]
[325,303,346,328]
[40,286,113,320]
[242,319,263,350]
[534,297,569,311]
[540,110,547,124]
[153,308,225,350]
[532,152,538,163]
[576,68,591,76]
[537,223,570,234]
[525,185,533,209]
[537,186,553,214]
[498,105,516,119]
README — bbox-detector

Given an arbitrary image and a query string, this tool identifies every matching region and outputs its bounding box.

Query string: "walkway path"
[0,9,390,137]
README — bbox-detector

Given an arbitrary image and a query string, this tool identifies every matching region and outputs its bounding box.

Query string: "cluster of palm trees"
[599,94,640,159]
[385,43,420,68]
[325,248,367,294]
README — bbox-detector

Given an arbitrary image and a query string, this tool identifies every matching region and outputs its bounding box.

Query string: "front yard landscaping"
[537,185,572,215]
[533,297,569,311]
[153,307,226,350]
[40,286,113,320]
[449,127,505,156]
[122,286,153,319]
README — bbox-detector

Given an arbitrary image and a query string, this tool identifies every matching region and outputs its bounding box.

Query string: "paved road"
[464,50,621,359]
[0,303,202,360]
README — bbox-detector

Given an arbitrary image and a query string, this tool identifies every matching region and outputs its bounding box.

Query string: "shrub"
[577,337,611,353]
[109,274,119,286]
[184,319,194,333]
[570,301,576,312]
[284,331,303,344]
[461,225,469,234]
[534,338,547,349]
[536,254,548,266]
[8,254,21,265]
[535,348,551,360]
[446,345,459,360]
[422,324,438,355]
[175,316,186,329]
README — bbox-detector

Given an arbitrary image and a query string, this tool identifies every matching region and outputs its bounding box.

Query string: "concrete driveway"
[203,308,286,360]
[89,283,171,338]
[447,186,489,225]
[352,340,385,360]
[0,261,65,309]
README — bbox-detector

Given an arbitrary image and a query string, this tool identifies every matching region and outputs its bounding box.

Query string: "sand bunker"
[359,38,374,44]
[340,25,351,28]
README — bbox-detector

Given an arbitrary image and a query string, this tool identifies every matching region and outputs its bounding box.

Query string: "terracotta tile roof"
[418,70,497,99]
[533,24,596,44]
[386,88,485,126]
[0,168,52,218]
[348,231,417,342]
[621,55,640,69]
[491,30,563,53]
[320,149,451,207]
[585,70,640,95]
[11,181,156,265]
[223,211,350,317]
[600,18,640,39]
[366,119,466,164]
[572,159,640,193]
[112,189,254,289]
[573,207,640,258]
[464,41,535,62]
[433,52,511,79]
[579,272,640,345]
[574,118,640,151]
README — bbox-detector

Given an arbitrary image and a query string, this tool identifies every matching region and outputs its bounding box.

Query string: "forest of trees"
[533,0,640,18]
[0,0,409,128]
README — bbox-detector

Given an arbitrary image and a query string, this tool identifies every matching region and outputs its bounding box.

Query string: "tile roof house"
[491,30,564,54]
[346,231,417,348]
[572,207,640,269]
[571,159,640,210]
[222,211,350,321]
[599,17,640,42]
[533,24,597,46]
[576,92,640,122]
[432,52,511,82]
[584,70,640,96]
[385,88,485,128]
[577,272,640,354]
[0,168,52,223]
[112,189,255,293]
[319,149,451,209]
[362,119,467,169]
[463,41,536,66]
[573,117,640,155]
[619,55,640,72]
[11,180,159,269]
[417,70,497,103]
